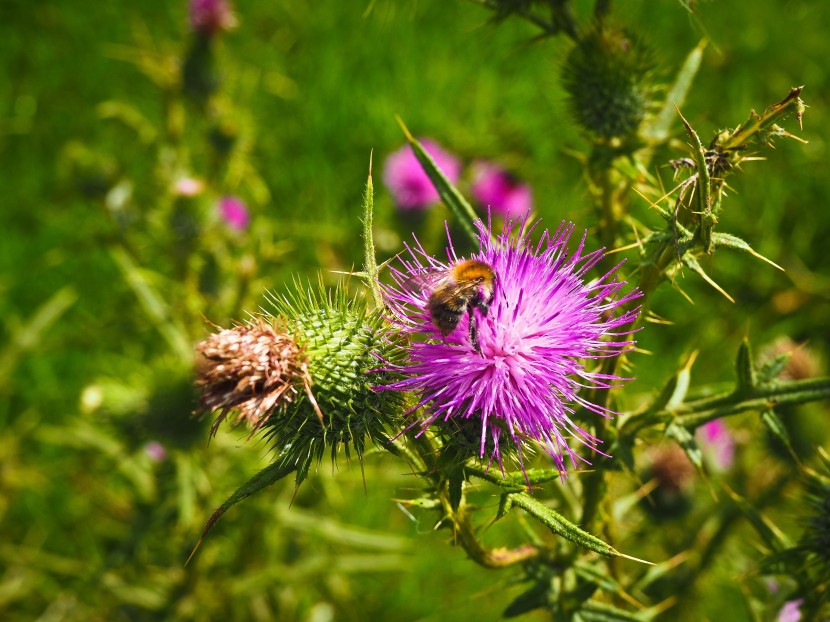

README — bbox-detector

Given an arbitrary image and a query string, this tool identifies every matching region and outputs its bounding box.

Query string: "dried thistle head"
[195,319,313,437]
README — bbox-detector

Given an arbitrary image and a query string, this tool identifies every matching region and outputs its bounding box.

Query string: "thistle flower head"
[218,195,250,230]
[380,218,640,475]
[383,139,461,211]
[696,419,736,471]
[471,161,533,218]
[195,319,309,437]
[189,0,237,36]
[561,24,654,140]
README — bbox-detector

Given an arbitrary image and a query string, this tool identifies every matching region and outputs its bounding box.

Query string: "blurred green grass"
[0,0,827,620]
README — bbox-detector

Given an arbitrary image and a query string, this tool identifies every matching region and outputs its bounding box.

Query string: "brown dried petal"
[195,319,310,436]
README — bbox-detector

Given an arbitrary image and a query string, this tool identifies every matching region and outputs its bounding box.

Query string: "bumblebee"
[425,259,496,355]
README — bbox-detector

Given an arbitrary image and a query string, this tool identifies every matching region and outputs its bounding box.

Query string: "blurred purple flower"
[380,218,640,475]
[189,0,237,36]
[471,161,533,217]
[144,441,168,463]
[383,140,461,211]
[219,196,249,230]
[696,419,735,470]
[778,599,803,622]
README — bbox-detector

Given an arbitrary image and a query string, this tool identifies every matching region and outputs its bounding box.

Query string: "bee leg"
[468,308,483,355]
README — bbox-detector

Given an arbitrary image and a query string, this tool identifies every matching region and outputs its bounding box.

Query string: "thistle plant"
[187,3,830,620]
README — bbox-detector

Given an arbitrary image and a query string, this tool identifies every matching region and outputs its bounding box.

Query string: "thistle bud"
[196,283,406,485]
[561,24,654,140]
[640,445,695,520]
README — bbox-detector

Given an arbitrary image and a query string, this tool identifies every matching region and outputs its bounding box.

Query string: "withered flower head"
[195,319,315,437]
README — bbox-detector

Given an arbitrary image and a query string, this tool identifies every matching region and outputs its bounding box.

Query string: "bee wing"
[403,267,453,298]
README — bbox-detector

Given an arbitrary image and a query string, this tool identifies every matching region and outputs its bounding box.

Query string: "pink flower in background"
[471,161,533,217]
[144,441,168,463]
[778,599,803,622]
[383,140,461,211]
[219,196,249,230]
[189,0,237,36]
[696,419,735,470]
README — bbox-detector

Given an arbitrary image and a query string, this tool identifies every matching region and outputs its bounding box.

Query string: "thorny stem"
[406,435,541,569]
[623,375,830,436]
[470,0,579,40]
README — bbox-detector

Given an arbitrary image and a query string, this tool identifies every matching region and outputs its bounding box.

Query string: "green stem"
[623,376,830,436]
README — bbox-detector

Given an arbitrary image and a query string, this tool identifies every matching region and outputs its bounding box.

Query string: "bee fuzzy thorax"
[425,259,496,355]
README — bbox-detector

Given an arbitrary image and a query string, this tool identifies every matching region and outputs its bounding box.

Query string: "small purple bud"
[144,441,168,463]
[218,196,249,230]
[696,419,735,470]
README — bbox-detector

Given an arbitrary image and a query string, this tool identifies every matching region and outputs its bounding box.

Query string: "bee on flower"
[378,217,641,477]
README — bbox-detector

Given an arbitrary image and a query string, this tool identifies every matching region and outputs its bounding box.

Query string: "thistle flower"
[380,218,640,474]
[640,444,695,520]
[778,599,803,622]
[218,195,250,230]
[696,418,735,471]
[195,319,311,437]
[383,139,461,211]
[189,0,237,36]
[470,161,533,218]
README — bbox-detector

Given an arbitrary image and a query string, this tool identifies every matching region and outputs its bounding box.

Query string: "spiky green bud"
[561,25,654,140]
[196,279,406,486]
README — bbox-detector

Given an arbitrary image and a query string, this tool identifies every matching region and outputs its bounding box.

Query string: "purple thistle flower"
[189,0,237,36]
[218,196,249,230]
[696,419,735,470]
[383,139,461,211]
[471,161,533,218]
[380,218,640,475]
[778,599,803,622]
[144,441,168,463]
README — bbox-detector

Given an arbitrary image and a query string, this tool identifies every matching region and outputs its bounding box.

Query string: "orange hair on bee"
[450,259,495,286]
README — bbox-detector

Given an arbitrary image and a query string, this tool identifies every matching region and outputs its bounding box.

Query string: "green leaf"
[0,286,77,389]
[503,581,551,618]
[186,459,297,565]
[111,246,192,362]
[734,338,757,396]
[761,409,800,463]
[509,493,651,563]
[665,422,703,470]
[681,253,735,302]
[723,485,792,552]
[642,40,706,143]
[757,352,791,385]
[448,468,464,512]
[579,600,649,621]
[396,117,481,244]
[676,108,714,253]
[710,232,784,271]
